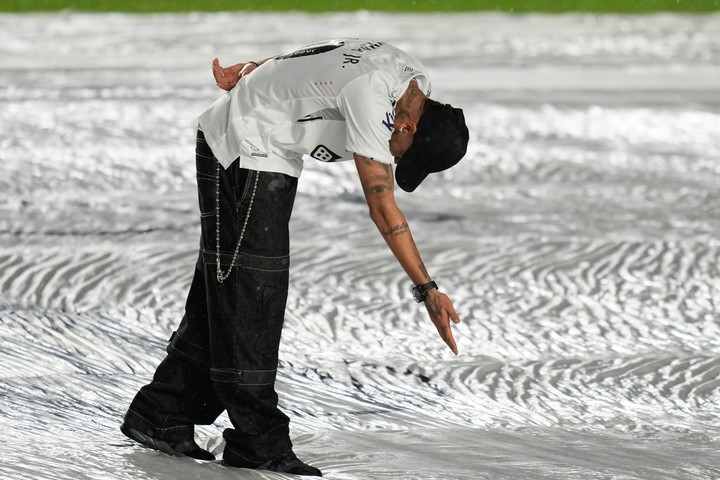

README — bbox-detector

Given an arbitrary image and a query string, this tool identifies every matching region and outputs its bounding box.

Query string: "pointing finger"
[438,320,458,355]
[445,331,458,356]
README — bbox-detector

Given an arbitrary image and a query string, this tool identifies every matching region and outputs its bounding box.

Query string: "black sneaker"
[257,449,322,477]
[222,449,322,476]
[120,422,215,461]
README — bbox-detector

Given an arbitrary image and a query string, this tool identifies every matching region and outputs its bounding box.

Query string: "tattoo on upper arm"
[362,171,393,196]
[365,178,391,195]
[369,184,390,194]
[383,222,409,238]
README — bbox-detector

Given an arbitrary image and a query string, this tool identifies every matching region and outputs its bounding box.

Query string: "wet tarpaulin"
[1,11,719,480]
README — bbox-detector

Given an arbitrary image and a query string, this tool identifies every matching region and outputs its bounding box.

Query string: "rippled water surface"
[1,11,720,480]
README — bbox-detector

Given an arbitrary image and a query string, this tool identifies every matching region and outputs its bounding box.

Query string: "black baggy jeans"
[123,130,298,466]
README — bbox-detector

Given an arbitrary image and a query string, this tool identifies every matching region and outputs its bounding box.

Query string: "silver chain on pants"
[215,161,259,283]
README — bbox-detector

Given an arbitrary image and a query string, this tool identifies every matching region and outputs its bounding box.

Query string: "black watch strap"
[412,280,438,303]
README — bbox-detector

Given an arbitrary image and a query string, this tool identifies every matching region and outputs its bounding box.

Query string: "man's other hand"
[212,58,258,91]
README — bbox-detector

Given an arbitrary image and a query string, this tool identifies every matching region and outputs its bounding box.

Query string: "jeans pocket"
[233,168,254,211]
[253,285,288,358]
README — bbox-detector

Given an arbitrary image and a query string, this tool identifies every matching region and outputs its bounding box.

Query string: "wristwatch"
[412,280,438,303]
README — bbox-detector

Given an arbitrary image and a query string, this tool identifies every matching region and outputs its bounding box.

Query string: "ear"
[396,120,418,135]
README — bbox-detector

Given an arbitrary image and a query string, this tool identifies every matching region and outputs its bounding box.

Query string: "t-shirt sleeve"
[337,71,395,165]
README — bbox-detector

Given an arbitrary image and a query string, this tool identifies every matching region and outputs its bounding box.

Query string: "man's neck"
[396,79,426,121]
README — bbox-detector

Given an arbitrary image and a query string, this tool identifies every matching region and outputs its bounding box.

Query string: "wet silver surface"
[1,11,720,480]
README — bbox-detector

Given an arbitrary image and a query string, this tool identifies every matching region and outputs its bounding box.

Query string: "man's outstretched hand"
[424,289,461,355]
[212,58,258,91]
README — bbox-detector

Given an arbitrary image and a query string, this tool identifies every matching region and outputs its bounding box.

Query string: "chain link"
[215,161,259,283]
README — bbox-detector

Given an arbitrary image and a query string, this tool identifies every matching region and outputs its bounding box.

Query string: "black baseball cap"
[395,99,469,193]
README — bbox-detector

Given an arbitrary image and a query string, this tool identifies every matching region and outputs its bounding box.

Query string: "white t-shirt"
[197,38,431,177]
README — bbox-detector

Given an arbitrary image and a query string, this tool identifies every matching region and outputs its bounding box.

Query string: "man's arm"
[354,154,461,355]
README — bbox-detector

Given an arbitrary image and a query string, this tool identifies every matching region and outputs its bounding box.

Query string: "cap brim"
[395,152,428,193]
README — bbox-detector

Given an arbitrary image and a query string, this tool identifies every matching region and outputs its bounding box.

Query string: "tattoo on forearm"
[383,222,409,238]
[419,262,430,281]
